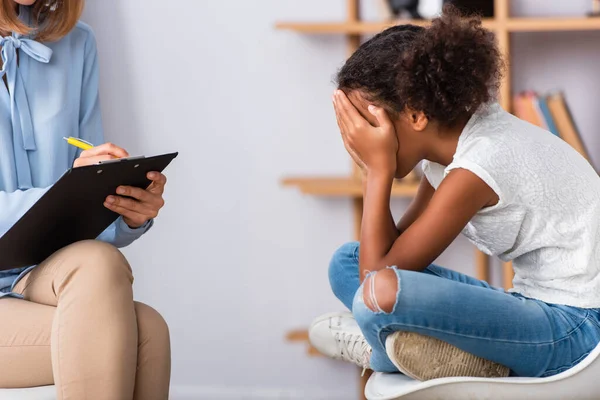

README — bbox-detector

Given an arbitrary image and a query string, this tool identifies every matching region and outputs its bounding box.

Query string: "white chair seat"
[0,385,55,400]
[366,341,600,400]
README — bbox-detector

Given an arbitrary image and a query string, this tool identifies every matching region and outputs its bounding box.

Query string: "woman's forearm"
[359,171,398,281]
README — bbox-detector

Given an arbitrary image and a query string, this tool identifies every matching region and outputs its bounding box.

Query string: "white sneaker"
[308,311,372,371]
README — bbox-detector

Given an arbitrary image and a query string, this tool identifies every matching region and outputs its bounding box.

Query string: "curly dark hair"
[336,5,504,127]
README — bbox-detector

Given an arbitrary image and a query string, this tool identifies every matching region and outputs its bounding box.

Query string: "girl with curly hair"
[309,6,600,380]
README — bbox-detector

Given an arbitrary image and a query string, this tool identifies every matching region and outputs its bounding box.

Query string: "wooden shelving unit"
[507,17,600,31]
[275,17,600,34]
[277,1,600,398]
[282,177,418,197]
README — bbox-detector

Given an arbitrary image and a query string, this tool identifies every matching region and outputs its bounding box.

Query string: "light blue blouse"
[0,8,151,294]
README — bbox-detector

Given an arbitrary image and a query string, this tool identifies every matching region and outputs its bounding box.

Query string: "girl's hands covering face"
[333,90,398,176]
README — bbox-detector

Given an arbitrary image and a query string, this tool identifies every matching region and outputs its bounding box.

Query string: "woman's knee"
[328,241,360,298]
[57,240,133,288]
[134,302,171,361]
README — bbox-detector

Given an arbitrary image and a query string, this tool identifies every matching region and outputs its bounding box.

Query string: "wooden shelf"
[507,17,600,32]
[275,17,600,34]
[286,329,322,357]
[282,176,419,197]
[275,18,494,34]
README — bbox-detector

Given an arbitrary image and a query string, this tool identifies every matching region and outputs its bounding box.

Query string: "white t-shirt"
[422,103,600,308]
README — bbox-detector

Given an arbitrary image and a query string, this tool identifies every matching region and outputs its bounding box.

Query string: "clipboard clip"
[96,156,145,165]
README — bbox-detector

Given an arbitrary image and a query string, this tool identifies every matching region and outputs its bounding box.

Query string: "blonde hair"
[0,0,84,42]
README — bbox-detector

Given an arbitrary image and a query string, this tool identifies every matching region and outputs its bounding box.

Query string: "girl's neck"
[423,116,469,167]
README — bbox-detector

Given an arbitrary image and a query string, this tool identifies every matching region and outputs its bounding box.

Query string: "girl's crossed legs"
[329,242,600,377]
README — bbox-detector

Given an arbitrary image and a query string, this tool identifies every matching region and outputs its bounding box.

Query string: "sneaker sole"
[385,331,510,381]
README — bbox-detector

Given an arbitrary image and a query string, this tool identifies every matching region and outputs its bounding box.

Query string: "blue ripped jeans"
[329,242,600,377]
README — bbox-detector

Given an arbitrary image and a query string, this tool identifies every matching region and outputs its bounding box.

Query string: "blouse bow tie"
[0,35,53,190]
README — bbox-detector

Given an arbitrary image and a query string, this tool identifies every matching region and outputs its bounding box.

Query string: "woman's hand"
[73,142,167,228]
[73,142,129,167]
[104,172,167,228]
[333,90,398,176]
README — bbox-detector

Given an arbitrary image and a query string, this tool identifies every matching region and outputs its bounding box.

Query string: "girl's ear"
[405,108,429,132]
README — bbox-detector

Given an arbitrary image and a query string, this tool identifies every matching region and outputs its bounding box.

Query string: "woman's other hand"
[104,172,167,228]
[73,142,167,228]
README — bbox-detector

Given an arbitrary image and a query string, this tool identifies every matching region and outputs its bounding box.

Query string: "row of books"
[513,91,590,161]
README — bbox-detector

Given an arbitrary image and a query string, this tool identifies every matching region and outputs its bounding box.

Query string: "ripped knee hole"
[363,268,399,313]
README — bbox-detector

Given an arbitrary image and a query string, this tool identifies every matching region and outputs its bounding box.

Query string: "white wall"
[81,1,600,399]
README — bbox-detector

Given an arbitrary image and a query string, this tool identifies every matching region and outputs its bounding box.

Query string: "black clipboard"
[0,152,178,270]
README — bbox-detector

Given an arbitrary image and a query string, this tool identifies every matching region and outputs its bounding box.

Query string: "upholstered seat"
[366,341,600,400]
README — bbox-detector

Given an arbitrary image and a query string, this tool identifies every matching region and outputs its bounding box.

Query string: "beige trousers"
[0,240,171,400]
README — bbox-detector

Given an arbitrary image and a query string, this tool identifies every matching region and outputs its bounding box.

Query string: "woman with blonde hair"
[0,1,171,398]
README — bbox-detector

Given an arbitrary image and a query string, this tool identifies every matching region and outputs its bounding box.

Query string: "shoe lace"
[334,331,372,374]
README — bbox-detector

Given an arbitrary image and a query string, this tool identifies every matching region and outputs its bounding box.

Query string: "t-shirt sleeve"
[421,160,446,190]
[445,158,504,203]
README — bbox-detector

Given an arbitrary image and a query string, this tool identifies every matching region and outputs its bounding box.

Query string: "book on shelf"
[513,91,546,130]
[512,90,590,162]
[536,95,560,137]
[546,92,590,162]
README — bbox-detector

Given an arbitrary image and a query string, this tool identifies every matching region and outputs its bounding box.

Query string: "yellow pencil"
[63,137,94,151]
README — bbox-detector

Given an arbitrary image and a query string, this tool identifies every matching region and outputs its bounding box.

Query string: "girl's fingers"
[332,94,365,169]
[334,101,353,148]
[368,105,393,131]
[335,90,367,129]
[334,99,352,147]
[333,93,364,168]
[339,124,362,165]
[333,97,346,132]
